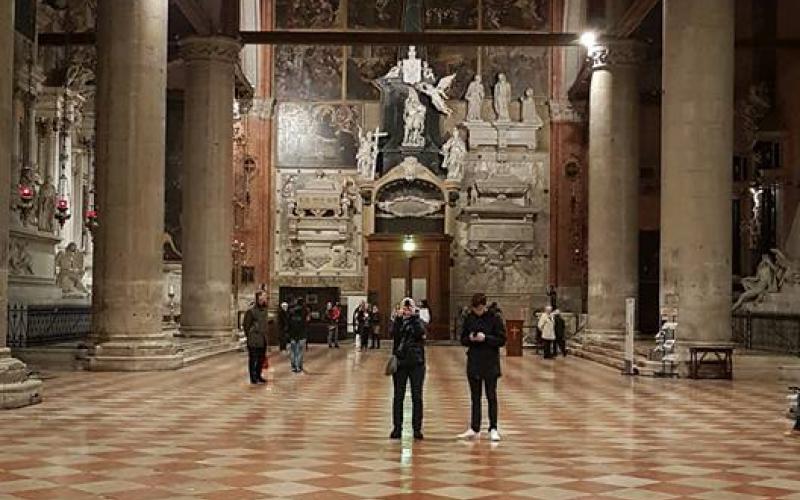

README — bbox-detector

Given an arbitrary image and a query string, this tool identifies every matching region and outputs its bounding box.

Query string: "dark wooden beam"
[238,30,584,46]
[611,0,660,37]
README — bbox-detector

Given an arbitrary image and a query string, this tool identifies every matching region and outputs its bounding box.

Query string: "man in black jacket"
[243,291,269,384]
[390,298,426,440]
[553,309,567,357]
[459,293,507,442]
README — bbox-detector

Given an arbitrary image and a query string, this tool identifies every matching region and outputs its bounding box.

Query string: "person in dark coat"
[287,298,309,373]
[390,298,427,440]
[278,302,289,352]
[553,309,567,357]
[243,290,269,385]
[354,301,370,351]
[369,304,381,349]
[458,293,506,441]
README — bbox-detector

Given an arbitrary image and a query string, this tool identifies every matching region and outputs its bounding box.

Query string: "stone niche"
[274,169,364,291]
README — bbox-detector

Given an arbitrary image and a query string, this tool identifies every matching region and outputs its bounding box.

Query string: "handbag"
[384,354,398,376]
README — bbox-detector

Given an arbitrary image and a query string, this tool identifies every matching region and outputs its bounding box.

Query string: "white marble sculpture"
[55,242,88,295]
[732,252,782,311]
[36,178,57,233]
[441,128,467,181]
[521,88,543,126]
[356,127,373,178]
[403,88,426,147]
[414,74,456,116]
[494,73,512,122]
[465,75,485,122]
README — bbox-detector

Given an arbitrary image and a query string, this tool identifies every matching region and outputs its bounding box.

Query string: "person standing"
[553,309,567,357]
[390,298,427,440]
[369,304,381,349]
[418,299,431,326]
[354,301,370,351]
[243,290,269,385]
[278,302,289,352]
[327,301,341,348]
[288,298,309,373]
[538,306,555,359]
[458,293,507,441]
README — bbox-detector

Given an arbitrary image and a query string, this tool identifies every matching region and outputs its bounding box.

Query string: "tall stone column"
[90,0,181,370]
[0,0,42,407]
[586,40,644,335]
[660,0,734,343]
[179,37,240,338]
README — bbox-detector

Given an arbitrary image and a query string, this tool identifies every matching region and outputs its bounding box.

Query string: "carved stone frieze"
[179,36,242,64]
[589,40,646,70]
[9,239,34,276]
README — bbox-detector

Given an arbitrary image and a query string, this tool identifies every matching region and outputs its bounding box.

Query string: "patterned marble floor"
[1,345,799,500]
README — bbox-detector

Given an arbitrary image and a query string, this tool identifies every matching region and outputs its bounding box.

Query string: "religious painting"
[483,0,549,31]
[347,46,398,100]
[275,45,343,101]
[481,46,549,100]
[426,46,478,101]
[424,0,478,30]
[275,0,342,29]
[348,0,403,29]
[276,103,361,167]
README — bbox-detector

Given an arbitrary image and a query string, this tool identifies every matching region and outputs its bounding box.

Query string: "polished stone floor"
[1,346,799,499]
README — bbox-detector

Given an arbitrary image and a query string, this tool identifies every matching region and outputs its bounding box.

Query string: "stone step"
[569,339,666,376]
[177,337,243,366]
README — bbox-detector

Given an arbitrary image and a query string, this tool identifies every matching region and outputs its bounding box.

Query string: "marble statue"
[732,253,781,311]
[36,178,57,233]
[55,242,88,295]
[356,126,372,178]
[521,87,543,125]
[465,75,485,122]
[441,128,467,181]
[8,240,33,276]
[403,88,426,147]
[494,73,512,122]
[414,73,456,116]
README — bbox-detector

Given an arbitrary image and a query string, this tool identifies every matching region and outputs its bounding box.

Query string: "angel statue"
[414,73,456,116]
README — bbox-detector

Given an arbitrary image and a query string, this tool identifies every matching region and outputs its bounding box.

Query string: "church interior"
[2,0,800,498]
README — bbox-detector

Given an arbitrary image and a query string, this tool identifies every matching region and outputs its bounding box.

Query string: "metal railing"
[7,304,91,348]
[732,311,800,356]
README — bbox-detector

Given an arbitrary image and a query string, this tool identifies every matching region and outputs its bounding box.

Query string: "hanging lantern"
[55,197,71,227]
[18,185,35,206]
[84,209,98,233]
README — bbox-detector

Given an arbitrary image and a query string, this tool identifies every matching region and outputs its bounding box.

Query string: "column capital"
[179,36,242,64]
[589,39,646,70]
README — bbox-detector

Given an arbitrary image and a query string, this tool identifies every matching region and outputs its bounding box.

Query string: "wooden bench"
[689,346,734,379]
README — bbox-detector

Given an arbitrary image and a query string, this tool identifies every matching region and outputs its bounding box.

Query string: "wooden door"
[367,234,451,340]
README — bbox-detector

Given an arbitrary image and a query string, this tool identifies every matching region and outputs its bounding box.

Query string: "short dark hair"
[471,293,487,308]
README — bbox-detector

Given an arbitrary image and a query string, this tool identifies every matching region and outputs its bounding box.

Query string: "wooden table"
[689,346,734,379]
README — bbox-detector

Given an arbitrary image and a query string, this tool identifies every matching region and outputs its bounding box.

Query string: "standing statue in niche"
[441,128,467,181]
[36,177,57,233]
[55,242,88,295]
[402,88,426,147]
[356,127,373,178]
[465,75,485,122]
[493,73,512,122]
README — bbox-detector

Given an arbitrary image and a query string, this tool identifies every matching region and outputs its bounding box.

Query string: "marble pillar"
[660,0,734,343]
[90,0,181,370]
[0,0,43,408]
[586,40,644,335]
[179,37,240,338]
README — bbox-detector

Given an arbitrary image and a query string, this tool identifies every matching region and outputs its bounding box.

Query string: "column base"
[179,326,238,340]
[89,337,183,371]
[0,351,43,409]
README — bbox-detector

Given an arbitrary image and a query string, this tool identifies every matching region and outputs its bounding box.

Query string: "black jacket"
[461,311,507,379]
[243,305,269,349]
[554,314,566,340]
[392,314,426,367]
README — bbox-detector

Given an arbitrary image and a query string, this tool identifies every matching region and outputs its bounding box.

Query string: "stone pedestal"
[586,40,643,335]
[660,0,734,343]
[1,1,43,407]
[179,36,240,339]
[89,0,181,371]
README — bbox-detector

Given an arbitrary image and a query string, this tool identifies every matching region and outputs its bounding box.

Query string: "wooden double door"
[367,234,451,340]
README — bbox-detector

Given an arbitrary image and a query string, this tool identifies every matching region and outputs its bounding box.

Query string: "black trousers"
[247,347,266,382]
[370,328,381,348]
[554,334,567,356]
[542,339,554,358]
[359,326,369,349]
[392,363,425,432]
[468,376,498,432]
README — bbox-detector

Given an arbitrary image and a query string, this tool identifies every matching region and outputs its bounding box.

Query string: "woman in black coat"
[458,293,506,441]
[390,298,426,440]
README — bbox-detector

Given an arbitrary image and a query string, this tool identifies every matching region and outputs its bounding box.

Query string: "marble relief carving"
[482,47,549,100]
[348,0,403,29]
[277,103,360,167]
[424,0,478,29]
[483,0,549,31]
[276,0,342,29]
[276,170,363,280]
[275,45,343,101]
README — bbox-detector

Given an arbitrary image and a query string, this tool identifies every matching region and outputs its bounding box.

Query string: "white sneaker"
[489,429,501,442]
[457,429,480,440]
